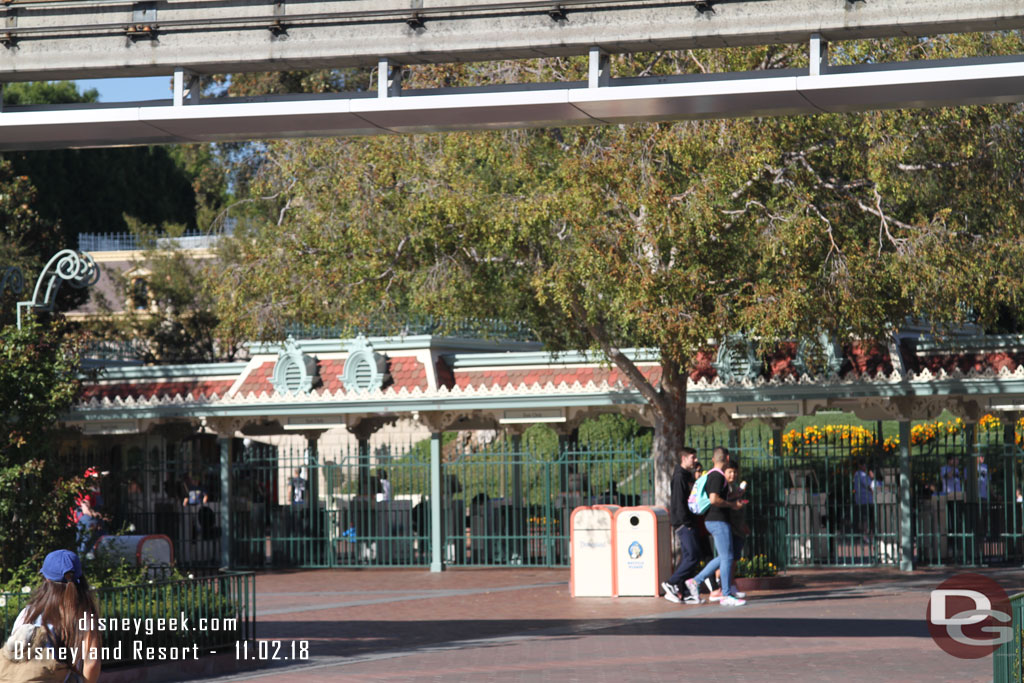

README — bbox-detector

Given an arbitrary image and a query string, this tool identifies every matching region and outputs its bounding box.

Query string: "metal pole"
[219,436,231,569]
[899,420,914,572]
[430,431,444,572]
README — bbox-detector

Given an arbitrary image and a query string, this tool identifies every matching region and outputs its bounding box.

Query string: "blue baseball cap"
[40,550,84,583]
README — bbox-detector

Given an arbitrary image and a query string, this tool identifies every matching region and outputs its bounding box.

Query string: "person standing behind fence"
[940,456,963,494]
[289,468,307,506]
[685,449,747,606]
[662,447,701,605]
[376,469,392,503]
[853,459,875,540]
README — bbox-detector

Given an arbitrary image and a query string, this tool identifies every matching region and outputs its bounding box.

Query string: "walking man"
[686,449,748,606]
[662,447,701,604]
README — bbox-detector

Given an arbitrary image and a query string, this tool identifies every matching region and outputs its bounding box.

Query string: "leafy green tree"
[0,319,86,585]
[214,37,1024,503]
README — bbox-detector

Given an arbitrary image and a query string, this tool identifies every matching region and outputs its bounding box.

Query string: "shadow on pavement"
[255,614,928,660]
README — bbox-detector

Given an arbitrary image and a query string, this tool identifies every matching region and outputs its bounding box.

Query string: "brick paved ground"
[177,566,1022,682]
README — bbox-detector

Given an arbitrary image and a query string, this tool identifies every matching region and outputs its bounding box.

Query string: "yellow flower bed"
[778,424,877,456]
[776,414,1020,455]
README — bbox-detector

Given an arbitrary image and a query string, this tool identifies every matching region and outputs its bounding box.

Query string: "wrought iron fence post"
[430,431,444,572]
[898,420,914,571]
[511,432,523,506]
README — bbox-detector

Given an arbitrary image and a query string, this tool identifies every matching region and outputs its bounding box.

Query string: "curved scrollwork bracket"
[16,250,99,329]
[1,266,24,298]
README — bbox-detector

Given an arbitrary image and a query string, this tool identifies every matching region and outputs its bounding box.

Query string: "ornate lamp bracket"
[16,250,99,329]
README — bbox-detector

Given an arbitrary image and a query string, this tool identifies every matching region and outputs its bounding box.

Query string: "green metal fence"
[687,419,1024,569]
[77,415,1024,571]
[226,438,654,569]
[0,570,255,667]
[994,591,1024,682]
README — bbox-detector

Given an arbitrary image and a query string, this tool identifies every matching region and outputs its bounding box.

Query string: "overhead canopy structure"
[6,50,1024,150]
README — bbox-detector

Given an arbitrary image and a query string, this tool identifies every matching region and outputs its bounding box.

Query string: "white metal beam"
[2,55,1023,150]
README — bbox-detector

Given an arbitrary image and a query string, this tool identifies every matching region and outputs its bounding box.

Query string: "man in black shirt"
[662,447,702,604]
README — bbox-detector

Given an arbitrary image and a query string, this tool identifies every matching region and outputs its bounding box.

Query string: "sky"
[74,76,173,102]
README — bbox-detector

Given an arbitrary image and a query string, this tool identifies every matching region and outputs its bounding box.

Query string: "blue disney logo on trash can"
[628,541,643,559]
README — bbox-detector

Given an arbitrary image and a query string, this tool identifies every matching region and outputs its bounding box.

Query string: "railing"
[0,570,255,667]
[994,591,1024,682]
[285,315,538,342]
[78,231,227,252]
[226,439,652,569]
[81,337,149,362]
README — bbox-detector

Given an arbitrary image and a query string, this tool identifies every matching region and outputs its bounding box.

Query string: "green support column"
[358,437,370,496]
[430,431,444,573]
[899,421,914,572]
[306,432,321,567]
[219,436,231,569]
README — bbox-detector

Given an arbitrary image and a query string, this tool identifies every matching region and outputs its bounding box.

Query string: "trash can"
[612,506,670,597]
[569,505,619,597]
[94,534,174,567]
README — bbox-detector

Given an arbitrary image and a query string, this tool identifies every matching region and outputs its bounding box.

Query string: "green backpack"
[687,467,724,515]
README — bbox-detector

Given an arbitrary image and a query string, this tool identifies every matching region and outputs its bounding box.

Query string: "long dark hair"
[23,571,99,664]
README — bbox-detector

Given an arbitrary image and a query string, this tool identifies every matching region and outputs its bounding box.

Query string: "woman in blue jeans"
[685,453,748,607]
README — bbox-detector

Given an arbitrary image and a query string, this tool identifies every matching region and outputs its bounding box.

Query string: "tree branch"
[567,296,669,418]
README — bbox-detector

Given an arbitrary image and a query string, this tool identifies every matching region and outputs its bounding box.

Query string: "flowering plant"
[735,554,778,578]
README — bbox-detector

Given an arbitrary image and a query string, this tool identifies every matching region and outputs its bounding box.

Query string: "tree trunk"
[651,361,688,508]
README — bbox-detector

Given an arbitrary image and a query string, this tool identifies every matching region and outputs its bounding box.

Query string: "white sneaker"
[661,581,681,600]
[731,590,747,599]
[708,590,723,602]
[663,589,682,604]
[684,578,703,604]
[720,595,746,607]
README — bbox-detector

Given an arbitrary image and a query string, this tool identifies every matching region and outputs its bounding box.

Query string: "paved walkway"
[188,566,1020,682]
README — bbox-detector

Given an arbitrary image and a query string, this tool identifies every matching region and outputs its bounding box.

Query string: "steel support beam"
[3,53,1024,151]
[0,0,1022,81]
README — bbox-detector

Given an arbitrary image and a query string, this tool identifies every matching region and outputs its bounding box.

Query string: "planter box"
[733,575,794,592]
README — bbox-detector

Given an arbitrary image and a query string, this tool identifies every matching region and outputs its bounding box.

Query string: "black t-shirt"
[669,465,696,528]
[703,470,731,523]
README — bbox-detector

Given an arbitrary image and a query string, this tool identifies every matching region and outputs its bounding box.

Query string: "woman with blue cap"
[1,550,100,682]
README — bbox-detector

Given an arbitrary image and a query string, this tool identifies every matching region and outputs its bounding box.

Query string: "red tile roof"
[81,379,234,402]
[234,360,275,396]
[387,356,428,392]
[916,351,1024,375]
[453,365,663,390]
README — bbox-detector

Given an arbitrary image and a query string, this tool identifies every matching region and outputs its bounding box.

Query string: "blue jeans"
[693,520,735,597]
[77,514,98,553]
[666,525,700,586]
